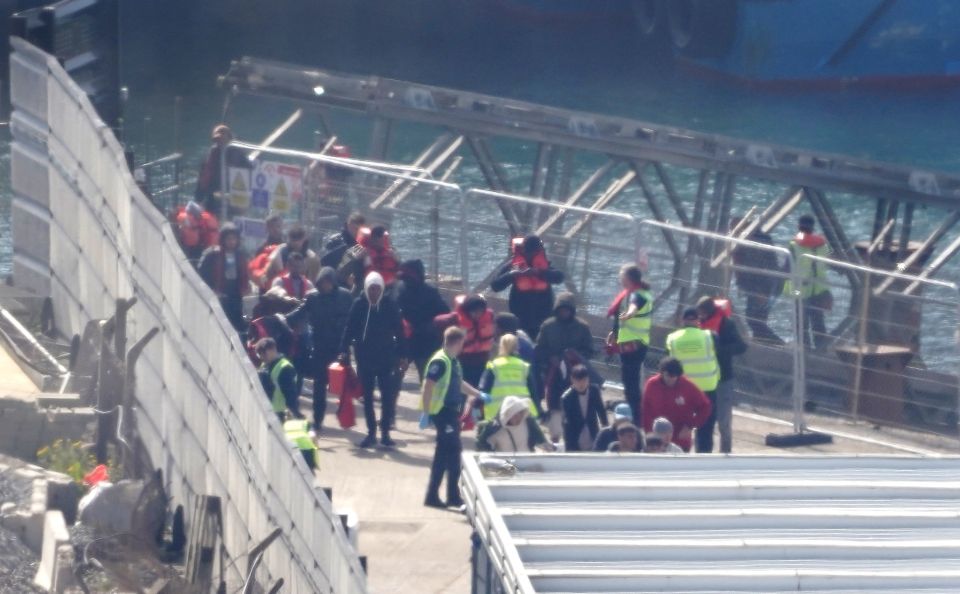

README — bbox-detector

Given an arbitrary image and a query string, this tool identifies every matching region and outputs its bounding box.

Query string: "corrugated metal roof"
[461,454,960,593]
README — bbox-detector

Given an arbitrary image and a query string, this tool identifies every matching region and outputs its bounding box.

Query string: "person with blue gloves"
[420,326,485,509]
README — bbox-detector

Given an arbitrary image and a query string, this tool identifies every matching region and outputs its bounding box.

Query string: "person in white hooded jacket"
[476,396,554,454]
[340,272,408,448]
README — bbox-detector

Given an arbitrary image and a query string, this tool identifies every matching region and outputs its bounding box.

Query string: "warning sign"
[228,167,251,210]
[228,161,303,214]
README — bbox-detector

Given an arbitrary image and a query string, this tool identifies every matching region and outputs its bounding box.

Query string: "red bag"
[337,391,356,429]
[328,361,363,401]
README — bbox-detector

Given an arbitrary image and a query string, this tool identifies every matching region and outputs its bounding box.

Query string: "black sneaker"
[381,435,396,448]
[424,496,446,509]
[358,434,377,448]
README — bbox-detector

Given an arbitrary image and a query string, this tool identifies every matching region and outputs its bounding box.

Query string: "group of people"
[180,123,836,507]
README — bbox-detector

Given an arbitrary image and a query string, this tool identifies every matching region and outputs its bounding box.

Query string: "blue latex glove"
[478,392,493,404]
[419,413,431,430]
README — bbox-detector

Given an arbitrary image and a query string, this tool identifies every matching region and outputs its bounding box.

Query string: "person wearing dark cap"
[266,225,321,284]
[535,292,596,414]
[286,266,354,430]
[396,259,450,380]
[666,309,722,453]
[493,312,535,364]
[490,234,565,339]
[198,222,250,332]
[256,337,302,423]
[785,214,832,350]
[696,296,747,453]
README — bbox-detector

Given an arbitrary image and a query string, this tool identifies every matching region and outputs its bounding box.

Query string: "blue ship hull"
[652,0,960,88]
[489,0,630,23]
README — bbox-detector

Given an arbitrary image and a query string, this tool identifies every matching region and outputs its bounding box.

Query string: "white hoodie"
[362,271,385,341]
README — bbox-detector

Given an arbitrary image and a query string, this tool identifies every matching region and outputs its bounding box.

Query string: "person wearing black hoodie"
[321,211,365,269]
[490,235,565,339]
[287,266,354,429]
[340,271,407,448]
[396,259,450,380]
[535,292,597,411]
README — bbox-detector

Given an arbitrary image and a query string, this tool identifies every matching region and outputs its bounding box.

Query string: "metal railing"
[9,38,367,593]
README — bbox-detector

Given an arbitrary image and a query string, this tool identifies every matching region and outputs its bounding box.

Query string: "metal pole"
[851,219,893,418]
[790,250,806,434]
[219,141,228,221]
[431,192,440,281]
[460,190,470,292]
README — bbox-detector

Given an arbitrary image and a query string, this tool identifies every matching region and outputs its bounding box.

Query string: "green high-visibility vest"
[283,419,317,454]
[269,357,296,414]
[666,326,720,392]
[485,355,531,419]
[786,240,830,299]
[423,349,460,415]
[618,289,652,345]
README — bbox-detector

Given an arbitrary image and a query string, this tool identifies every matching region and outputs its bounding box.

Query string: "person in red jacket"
[641,357,713,452]
[271,252,315,300]
[174,200,220,264]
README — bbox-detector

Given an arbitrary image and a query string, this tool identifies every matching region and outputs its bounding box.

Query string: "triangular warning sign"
[274,179,288,198]
[232,172,247,192]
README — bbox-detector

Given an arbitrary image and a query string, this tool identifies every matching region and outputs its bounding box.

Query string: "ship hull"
[655,0,960,89]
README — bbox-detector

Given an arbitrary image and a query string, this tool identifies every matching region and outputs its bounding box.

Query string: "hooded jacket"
[340,272,407,366]
[476,396,549,453]
[287,267,354,356]
[396,259,450,360]
[198,226,250,298]
[534,293,595,369]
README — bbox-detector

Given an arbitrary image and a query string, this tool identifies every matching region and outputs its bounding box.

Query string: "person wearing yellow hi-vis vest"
[420,326,485,510]
[283,418,318,470]
[606,264,653,426]
[784,214,833,350]
[478,334,538,420]
[256,337,303,423]
[666,309,721,453]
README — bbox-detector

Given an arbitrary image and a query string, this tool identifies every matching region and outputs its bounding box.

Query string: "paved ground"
[308,370,960,594]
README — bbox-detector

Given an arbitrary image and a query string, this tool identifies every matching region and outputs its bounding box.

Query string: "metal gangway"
[213,56,960,444]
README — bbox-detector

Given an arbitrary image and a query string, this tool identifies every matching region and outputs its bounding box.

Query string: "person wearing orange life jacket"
[247,215,286,293]
[784,214,833,350]
[338,224,400,294]
[696,295,747,454]
[433,294,495,387]
[174,199,220,264]
[490,235,565,339]
[606,264,652,426]
[271,252,316,300]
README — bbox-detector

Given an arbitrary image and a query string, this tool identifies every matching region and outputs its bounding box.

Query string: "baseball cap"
[613,403,633,420]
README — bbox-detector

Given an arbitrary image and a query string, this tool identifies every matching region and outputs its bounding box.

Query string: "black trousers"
[426,409,462,503]
[311,350,339,429]
[461,362,486,388]
[221,296,245,333]
[620,345,647,426]
[695,390,718,453]
[358,361,398,436]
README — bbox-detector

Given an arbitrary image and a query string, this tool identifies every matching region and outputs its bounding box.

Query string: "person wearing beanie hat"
[198,222,250,332]
[490,234,565,339]
[287,266,354,430]
[642,357,712,453]
[535,292,596,413]
[396,258,450,380]
[666,309,722,453]
[340,271,408,448]
[645,417,685,454]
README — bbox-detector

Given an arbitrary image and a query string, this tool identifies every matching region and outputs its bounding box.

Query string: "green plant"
[36,439,102,484]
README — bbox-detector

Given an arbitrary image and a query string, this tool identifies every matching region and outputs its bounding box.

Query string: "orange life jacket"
[280,273,310,299]
[357,227,399,285]
[249,244,280,290]
[699,298,733,334]
[454,295,495,355]
[510,238,550,292]
[175,207,219,249]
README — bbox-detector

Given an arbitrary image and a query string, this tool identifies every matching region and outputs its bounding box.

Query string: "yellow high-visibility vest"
[666,326,720,392]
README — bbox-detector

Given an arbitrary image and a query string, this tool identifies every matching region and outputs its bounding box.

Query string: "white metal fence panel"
[9,38,367,593]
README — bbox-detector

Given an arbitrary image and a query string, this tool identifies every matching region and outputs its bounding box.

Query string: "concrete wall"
[9,38,367,593]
